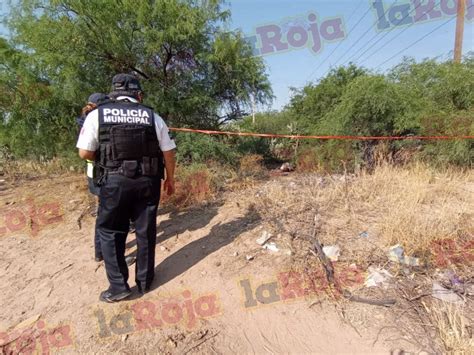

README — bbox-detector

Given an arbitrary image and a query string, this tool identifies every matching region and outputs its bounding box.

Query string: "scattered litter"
[288,182,297,189]
[436,270,465,294]
[404,257,420,267]
[246,255,255,261]
[232,251,239,257]
[359,231,369,238]
[121,334,128,342]
[263,242,279,252]
[364,267,392,288]
[388,244,420,267]
[280,163,294,172]
[256,231,273,246]
[444,270,463,287]
[322,245,340,261]
[388,245,404,262]
[432,282,463,304]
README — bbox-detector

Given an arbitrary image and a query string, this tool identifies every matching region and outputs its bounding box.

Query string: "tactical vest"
[95,100,164,179]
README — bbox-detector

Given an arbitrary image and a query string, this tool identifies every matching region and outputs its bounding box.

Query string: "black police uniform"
[95,99,164,298]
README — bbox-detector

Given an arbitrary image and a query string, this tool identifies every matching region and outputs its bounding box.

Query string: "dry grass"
[423,300,473,354]
[356,164,473,257]
[244,163,474,264]
[237,162,474,352]
[161,164,215,208]
[1,157,81,180]
[238,154,268,179]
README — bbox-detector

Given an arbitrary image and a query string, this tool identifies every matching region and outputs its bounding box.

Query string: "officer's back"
[76,73,176,303]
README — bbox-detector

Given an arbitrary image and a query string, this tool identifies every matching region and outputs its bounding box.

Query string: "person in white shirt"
[77,74,176,303]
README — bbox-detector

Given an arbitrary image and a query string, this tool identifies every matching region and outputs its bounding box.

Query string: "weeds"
[423,300,473,353]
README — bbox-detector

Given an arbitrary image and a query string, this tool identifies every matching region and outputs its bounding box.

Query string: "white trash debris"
[365,267,393,288]
[432,282,463,304]
[246,255,255,261]
[256,231,273,246]
[263,242,280,252]
[388,244,404,262]
[280,163,294,172]
[388,244,420,267]
[322,245,340,261]
[404,256,421,267]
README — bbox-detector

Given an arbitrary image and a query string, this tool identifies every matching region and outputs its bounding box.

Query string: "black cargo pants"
[96,174,161,293]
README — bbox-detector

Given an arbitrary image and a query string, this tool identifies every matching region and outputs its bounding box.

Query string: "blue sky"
[1,1,473,110]
[230,0,474,109]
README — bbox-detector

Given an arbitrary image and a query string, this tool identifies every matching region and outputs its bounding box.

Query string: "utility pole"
[454,0,466,63]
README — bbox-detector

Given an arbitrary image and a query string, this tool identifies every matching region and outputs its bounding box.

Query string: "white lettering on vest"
[103,115,151,124]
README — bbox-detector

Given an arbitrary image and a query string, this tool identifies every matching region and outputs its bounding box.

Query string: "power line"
[345,0,427,66]
[353,1,437,65]
[324,4,393,73]
[374,9,470,70]
[305,1,370,83]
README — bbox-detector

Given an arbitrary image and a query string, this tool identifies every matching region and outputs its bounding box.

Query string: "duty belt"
[103,160,143,178]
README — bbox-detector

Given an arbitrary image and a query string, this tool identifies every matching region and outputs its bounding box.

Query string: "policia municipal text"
[76,74,176,303]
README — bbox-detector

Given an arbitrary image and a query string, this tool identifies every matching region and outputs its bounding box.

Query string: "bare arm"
[163,149,176,195]
[79,149,96,161]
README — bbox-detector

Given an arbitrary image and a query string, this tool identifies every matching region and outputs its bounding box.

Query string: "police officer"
[76,93,109,262]
[76,74,176,303]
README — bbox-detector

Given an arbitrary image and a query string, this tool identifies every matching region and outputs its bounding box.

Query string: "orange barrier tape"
[169,127,474,141]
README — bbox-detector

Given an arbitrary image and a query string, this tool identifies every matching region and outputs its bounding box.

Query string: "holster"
[141,157,159,176]
[121,160,139,178]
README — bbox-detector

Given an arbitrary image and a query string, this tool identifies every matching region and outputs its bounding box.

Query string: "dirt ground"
[0,172,469,354]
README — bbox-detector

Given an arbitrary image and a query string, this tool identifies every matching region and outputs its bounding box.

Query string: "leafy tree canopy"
[1,0,272,159]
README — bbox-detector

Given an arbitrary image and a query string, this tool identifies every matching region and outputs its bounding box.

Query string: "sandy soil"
[0,174,418,354]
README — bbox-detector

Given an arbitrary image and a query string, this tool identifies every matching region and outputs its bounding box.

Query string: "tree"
[282,58,472,167]
[389,57,474,112]
[0,36,79,159]
[288,64,367,129]
[1,0,272,159]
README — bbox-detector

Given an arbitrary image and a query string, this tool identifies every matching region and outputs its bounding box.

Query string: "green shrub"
[174,132,239,165]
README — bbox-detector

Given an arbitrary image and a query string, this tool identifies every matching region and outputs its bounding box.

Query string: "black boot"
[99,288,132,303]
